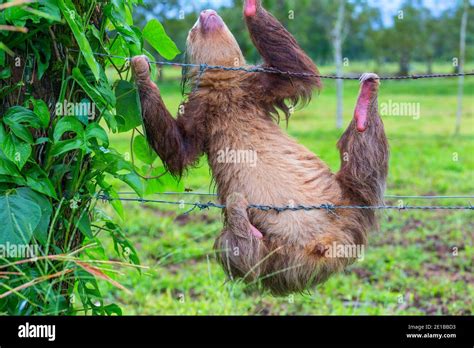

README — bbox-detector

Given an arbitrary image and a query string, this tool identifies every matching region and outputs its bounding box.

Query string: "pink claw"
[244,0,257,17]
[250,224,263,239]
[354,73,379,132]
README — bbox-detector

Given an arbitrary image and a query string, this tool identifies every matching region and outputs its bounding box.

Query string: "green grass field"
[98,63,474,315]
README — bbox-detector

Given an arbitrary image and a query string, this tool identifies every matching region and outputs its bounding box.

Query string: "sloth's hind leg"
[214,193,267,281]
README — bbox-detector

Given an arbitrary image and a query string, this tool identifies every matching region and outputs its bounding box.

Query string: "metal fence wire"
[96,193,474,214]
[70,50,474,81]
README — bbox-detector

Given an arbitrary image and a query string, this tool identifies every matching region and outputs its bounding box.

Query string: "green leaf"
[31,99,51,127]
[0,45,5,66]
[0,125,31,170]
[25,3,61,22]
[0,155,22,177]
[4,106,42,128]
[0,193,42,246]
[104,4,142,55]
[6,123,33,144]
[97,180,124,219]
[30,38,51,80]
[117,172,144,197]
[35,137,50,145]
[57,0,100,81]
[144,166,184,195]
[102,110,118,133]
[50,138,85,157]
[53,116,85,142]
[0,175,26,186]
[0,42,14,57]
[108,188,124,219]
[25,165,58,200]
[92,149,144,197]
[142,19,180,60]
[76,98,91,125]
[72,68,108,110]
[108,36,129,68]
[133,134,156,165]
[4,6,39,26]
[103,304,122,316]
[15,187,53,245]
[85,123,109,147]
[106,220,140,266]
[3,106,43,143]
[0,68,11,79]
[74,211,93,239]
[115,80,142,133]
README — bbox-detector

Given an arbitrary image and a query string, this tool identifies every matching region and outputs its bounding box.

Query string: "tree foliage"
[0,0,180,315]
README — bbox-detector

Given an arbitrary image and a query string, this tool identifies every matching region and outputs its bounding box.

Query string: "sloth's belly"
[208,129,343,243]
[210,132,339,201]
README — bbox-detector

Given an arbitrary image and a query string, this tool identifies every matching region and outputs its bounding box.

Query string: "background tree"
[456,0,470,135]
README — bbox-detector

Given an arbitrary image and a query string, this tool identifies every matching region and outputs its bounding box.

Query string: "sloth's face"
[186,9,245,67]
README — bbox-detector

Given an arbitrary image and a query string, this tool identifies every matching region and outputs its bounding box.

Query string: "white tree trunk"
[455,0,469,135]
[333,0,345,129]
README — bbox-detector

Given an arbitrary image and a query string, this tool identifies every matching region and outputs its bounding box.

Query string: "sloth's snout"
[199,9,223,33]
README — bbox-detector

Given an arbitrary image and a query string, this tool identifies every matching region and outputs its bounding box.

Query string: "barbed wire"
[96,193,474,213]
[114,191,474,200]
[70,50,474,81]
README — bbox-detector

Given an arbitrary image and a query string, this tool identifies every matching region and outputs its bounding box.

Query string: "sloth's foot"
[226,192,263,239]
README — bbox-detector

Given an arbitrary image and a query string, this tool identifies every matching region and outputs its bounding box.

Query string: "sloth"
[131,0,389,295]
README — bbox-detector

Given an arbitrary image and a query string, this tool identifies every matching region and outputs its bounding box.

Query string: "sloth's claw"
[244,0,258,17]
[250,224,264,239]
[359,72,380,84]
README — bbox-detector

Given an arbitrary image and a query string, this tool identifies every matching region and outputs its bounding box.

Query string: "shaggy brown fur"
[131,0,389,295]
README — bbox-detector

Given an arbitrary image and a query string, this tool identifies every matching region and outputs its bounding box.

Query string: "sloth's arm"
[244,0,321,102]
[337,74,389,208]
[132,56,206,177]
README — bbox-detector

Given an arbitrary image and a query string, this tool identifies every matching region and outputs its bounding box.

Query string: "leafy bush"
[0,0,180,315]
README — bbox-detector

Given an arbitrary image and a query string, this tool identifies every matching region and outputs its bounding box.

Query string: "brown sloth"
[131,0,389,295]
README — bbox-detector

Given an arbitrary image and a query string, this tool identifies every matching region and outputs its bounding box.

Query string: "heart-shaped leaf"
[142,19,180,60]
[115,80,142,133]
[133,134,156,165]
[0,193,42,246]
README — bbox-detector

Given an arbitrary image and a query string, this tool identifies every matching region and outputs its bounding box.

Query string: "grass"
[98,62,473,315]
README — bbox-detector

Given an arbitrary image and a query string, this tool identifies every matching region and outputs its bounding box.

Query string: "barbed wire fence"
[73,50,474,215]
[96,192,474,215]
[73,50,474,81]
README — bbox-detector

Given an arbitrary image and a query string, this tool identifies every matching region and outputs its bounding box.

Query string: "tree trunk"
[455,0,469,135]
[399,53,410,76]
[426,57,433,74]
[333,0,345,130]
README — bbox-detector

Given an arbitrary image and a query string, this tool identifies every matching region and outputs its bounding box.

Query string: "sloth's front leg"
[131,55,206,177]
[214,193,267,281]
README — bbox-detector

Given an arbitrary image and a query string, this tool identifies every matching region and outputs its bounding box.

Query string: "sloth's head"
[186,9,245,67]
